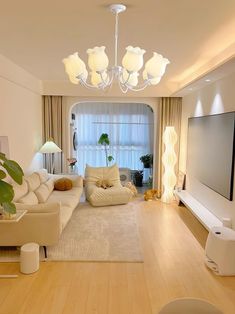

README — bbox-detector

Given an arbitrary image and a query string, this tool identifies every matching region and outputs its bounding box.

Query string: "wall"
[180,71,235,227]
[0,54,43,173]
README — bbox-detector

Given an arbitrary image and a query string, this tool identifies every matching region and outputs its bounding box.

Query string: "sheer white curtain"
[73,102,153,175]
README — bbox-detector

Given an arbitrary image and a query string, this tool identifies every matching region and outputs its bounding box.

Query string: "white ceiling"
[1,0,235,96]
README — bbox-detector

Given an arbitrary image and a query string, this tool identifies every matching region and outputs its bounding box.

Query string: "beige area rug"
[0,201,143,262]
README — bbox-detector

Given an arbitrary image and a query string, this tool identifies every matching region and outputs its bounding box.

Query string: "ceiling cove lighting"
[62,4,170,93]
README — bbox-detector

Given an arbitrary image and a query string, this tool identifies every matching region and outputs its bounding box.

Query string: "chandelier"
[63,4,170,93]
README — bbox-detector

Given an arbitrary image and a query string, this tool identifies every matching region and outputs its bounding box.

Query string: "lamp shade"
[122,46,146,73]
[62,52,87,84]
[39,139,62,154]
[144,52,170,78]
[87,46,109,72]
[121,69,139,86]
[90,70,108,87]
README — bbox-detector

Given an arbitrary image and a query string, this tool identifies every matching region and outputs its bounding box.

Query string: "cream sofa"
[0,169,83,256]
[85,164,133,206]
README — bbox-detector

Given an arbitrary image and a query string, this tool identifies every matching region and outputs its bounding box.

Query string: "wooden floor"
[1,199,235,314]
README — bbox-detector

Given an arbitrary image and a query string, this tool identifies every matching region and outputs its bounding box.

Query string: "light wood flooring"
[0,199,235,314]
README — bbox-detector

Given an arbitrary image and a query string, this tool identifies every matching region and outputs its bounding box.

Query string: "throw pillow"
[54,178,73,191]
[96,179,114,189]
[34,184,51,203]
[18,191,39,205]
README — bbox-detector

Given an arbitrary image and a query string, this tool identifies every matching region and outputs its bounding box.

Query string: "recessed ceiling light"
[205,79,211,82]
[188,87,193,90]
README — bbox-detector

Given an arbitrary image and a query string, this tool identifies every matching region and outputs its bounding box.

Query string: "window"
[73,102,154,175]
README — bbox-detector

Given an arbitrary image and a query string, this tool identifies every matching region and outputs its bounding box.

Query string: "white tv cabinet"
[175,190,222,231]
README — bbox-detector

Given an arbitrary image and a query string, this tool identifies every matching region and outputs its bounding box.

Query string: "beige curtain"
[42,96,64,173]
[156,97,182,197]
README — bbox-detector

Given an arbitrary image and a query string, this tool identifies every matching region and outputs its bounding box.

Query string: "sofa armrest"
[15,202,60,213]
[48,174,83,188]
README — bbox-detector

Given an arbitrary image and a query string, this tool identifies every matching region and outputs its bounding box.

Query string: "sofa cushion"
[47,191,79,209]
[45,178,54,194]
[18,191,39,205]
[35,184,51,203]
[35,169,48,183]
[12,179,28,202]
[54,178,73,191]
[25,173,41,191]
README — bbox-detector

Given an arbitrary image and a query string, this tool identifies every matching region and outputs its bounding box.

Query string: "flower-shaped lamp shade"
[90,71,108,87]
[143,70,161,85]
[63,52,88,84]
[121,69,139,86]
[87,46,109,72]
[39,139,62,154]
[144,52,170,79]
[122,46,146,73]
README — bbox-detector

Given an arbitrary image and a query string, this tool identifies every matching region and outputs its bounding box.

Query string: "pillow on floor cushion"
[18,191,39,205]
[54,178,73,191]
[35,184,51,203]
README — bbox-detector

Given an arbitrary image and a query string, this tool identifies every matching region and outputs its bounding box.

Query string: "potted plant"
[140,154,153,168]
[98,133,114,167]
[133,170,143,187]
[67,157,77,173]
[0,152,24,217]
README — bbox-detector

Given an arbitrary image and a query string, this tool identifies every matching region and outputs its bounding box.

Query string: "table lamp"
[39,138,62,174]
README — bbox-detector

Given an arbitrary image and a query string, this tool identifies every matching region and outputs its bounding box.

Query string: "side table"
[0,210,27,278]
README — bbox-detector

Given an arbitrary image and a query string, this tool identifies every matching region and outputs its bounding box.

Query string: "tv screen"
[187,112,235,201]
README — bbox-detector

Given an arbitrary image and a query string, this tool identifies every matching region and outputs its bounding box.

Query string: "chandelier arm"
[125,80,151,92]
[79,77,104,90]
[100,71,111,87]
[120,69,132,85]
[118,78,129,93]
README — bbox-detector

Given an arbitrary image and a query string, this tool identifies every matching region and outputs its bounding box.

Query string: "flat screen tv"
[187,112,235,201]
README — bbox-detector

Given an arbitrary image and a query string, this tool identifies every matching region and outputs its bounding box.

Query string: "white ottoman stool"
[205,226,235,276]
[20,243,39,274]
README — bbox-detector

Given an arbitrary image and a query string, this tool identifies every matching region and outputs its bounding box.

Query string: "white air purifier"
[119,168,131,186]
[205,226,235,276]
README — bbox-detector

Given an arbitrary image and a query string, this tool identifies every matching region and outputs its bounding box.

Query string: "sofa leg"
[43,246,47,259]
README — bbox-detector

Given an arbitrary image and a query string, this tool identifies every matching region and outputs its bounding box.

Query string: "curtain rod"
[92,122,154,125]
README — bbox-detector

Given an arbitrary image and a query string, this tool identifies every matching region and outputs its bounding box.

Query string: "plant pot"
[134,177,143,187]
[143,163,150,168]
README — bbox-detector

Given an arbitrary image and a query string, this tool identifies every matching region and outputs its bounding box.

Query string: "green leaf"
[2,202,16,214]
[98,133,110,145]
[107,155,114,162]
[0,181,14,203]
[2,159,24,184]
[0,152,7,162]
[0,170,6,179]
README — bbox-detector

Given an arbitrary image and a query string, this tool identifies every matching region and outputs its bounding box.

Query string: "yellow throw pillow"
[54,178,73,191]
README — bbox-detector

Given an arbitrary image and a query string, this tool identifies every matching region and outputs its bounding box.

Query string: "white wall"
[180,71,235,228]
[0,54,43,173]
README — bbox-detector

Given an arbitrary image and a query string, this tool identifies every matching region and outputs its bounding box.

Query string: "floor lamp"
[161,126,177,203]
[39,138,62,174]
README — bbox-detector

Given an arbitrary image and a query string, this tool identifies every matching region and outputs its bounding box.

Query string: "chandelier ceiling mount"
[63,4,170,93]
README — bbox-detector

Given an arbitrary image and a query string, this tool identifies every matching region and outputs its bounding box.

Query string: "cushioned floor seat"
[89,186,132,207]
[85,164,133,207]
